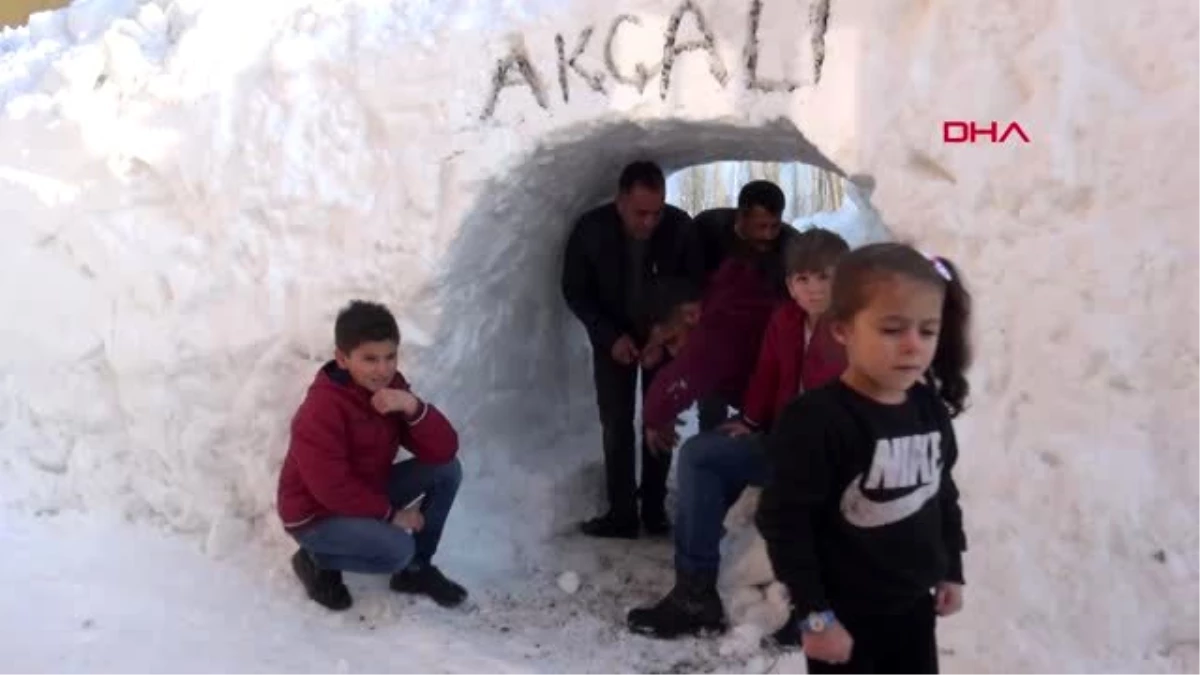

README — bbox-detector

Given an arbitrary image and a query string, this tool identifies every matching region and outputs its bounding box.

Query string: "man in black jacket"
[561,161,703,539]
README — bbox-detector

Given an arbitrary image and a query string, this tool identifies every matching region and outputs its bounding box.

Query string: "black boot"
[641,501,670,537]
[390,563,468,608]
[291,549,352,611]
[580,509,640,539]
[627,570,727,639]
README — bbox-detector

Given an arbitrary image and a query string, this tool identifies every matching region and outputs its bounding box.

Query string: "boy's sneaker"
[291,549,352,611]
[390,563,468,608]
[627,570,727,639]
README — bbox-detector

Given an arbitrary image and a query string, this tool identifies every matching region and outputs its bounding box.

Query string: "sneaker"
[579,510,640,539]
[291,549,352,611]
[390,564,468,608]
[627,570,727,639]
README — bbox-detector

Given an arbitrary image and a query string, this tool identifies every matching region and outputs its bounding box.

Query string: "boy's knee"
[680,434,722,468]
[433,457,463,487]
[381,530,416,571]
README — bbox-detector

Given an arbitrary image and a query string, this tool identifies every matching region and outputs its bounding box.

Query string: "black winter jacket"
[561,202,702,353]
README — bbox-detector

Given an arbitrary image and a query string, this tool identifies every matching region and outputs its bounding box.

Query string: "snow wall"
[0,0,1196,671]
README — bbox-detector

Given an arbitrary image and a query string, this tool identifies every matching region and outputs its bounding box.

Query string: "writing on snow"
[479,0,832,120]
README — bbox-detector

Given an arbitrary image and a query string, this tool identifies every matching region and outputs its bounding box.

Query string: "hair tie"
[924,252,953,282]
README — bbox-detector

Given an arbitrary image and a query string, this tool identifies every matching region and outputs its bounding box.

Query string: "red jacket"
[276,362,458,531]
[643,257,782,428]
[741,303,846,431]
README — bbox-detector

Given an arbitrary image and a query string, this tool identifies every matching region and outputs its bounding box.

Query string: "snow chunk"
[556,570,581,595]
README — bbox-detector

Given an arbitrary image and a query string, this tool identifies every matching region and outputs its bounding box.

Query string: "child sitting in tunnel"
[276,300,468,611]
[629,228,850,639]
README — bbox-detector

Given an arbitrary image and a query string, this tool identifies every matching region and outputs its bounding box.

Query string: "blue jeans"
[674,432,768,574]
[292,458,463,574]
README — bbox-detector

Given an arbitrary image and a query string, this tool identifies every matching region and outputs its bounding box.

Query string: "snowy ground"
[2,510,833,674]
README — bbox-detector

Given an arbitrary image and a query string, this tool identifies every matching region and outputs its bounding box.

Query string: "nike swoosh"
[840,473,940,529]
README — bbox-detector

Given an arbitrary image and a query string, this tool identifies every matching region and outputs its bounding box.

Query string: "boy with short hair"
[276,300,467,611]
[725,226,851,436]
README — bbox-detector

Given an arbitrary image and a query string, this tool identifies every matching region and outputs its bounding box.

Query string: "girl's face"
[786,267,834,318]
[833,275,944,403]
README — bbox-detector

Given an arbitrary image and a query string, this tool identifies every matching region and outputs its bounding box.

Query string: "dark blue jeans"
[674,432,768,574]
[292,458,462,574]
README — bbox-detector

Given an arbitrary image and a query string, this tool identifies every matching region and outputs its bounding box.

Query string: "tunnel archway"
[405,118,889,577]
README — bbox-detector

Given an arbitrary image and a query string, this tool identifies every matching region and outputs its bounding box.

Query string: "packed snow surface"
[0,0,1196,672]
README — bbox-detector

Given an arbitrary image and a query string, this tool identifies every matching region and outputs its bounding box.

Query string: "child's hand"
[802,621,854,664]
[372,388,420,416]
[391,507,425,533]
[935,582,963,616]
[718,420,753,437]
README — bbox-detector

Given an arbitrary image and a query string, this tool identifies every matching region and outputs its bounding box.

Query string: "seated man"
[276,300,467,611]
[628,228,850,639]
[687,183,796,431]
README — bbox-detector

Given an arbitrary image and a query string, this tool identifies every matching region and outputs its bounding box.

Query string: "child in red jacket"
[725,228,850,436]
[629,228,849,639]
[277,300,467,611]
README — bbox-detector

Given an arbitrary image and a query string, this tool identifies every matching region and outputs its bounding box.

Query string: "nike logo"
[840,473,940,528]
[840,431,944,528]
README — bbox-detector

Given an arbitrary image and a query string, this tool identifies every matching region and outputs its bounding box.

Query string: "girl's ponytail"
[926,256,972,418]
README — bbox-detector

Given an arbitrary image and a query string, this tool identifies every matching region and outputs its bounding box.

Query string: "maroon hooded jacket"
[643,257,783,428]
[276,361,458,531]
[740,302,846,431]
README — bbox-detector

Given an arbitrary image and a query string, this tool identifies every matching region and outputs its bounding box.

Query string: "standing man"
[561,161,703,539]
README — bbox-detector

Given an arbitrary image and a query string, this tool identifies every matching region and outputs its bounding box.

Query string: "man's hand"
[372,388,421,416]
[718,419,753,437]
[611,334,640,366]
[935,582,964,616]
[645,425,680,454]
[391,507,425,533]
[802,621,854,664]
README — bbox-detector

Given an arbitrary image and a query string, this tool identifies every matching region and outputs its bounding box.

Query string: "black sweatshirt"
[756,379,967,618]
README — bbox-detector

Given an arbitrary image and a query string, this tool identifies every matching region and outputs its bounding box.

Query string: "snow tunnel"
[407,118,891,577]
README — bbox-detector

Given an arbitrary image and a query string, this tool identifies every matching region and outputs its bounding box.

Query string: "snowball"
[556,571,581,595]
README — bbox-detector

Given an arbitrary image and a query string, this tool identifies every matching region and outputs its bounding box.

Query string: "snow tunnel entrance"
[413,119,891,579]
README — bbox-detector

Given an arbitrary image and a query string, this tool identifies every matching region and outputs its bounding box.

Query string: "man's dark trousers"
[592,351,668,519]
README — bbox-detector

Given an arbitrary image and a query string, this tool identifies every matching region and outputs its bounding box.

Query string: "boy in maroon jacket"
[277,301,467,611]
[628,228,849,639]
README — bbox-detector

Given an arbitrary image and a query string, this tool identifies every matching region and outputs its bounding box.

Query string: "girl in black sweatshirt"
[756,242,971,673]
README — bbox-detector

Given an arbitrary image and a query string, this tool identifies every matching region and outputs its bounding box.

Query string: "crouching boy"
[276,300,467,611]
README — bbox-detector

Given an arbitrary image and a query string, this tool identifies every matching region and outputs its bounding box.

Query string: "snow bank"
[0,0,1195,671]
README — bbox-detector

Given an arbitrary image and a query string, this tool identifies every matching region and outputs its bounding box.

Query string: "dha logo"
[942,121,1030,144]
